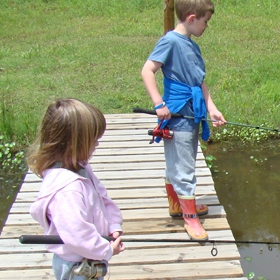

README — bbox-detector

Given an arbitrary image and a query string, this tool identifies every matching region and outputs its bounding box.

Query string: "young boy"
[141,0,226,241]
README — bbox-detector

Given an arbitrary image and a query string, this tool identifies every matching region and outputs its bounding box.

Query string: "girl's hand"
[110,236,125,255]
[111,231,122,239]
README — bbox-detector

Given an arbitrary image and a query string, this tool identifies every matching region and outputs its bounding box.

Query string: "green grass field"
[1,0,280,146]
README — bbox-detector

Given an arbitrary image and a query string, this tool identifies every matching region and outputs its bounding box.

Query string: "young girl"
[27,98,125,280]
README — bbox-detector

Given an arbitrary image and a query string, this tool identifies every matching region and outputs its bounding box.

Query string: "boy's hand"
[156,106,171,121]
[110,236,125,255]
[209,110,226,127]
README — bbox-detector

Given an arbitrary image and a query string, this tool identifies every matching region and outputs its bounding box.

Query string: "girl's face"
[88,139,99,159]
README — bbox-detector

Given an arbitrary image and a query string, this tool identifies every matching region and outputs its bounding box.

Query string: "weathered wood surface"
[0,113,246,280]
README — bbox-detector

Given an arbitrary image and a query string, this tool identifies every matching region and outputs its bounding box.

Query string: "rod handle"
[133,107,182,118]
[133,108,156,115]
[19,235,114,244]
[19,235,63,244]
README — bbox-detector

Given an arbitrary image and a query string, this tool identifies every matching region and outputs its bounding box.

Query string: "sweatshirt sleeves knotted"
[157,77,210,141]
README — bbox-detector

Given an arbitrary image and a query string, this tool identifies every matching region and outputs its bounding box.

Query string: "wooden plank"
[121,218,231,235]
[14,190,216,205]
[104,113,154,119]
[100,134,152,141]
[102,123,163,130]
[4,206,225,227]
[22,173,214,186]
[0,269,54,280]
[0,252,53,270]
[1,217,231,239]
[9,196,221,214]
[108,261,244,280]
[1,225,45,239]
[0,269,247,280]
[0,245,240,270]
[19,177,215,193]
[0,114,245,280]
[90,157,207,167]
[0,254,244,280]
[88,161,210,172]
[110,244,241,265]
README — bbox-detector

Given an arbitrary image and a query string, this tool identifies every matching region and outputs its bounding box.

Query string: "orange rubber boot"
[178,196,208,241]
[165,180,208,217]
[165,180,182,217]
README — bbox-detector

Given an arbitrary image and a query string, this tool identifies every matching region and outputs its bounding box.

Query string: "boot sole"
[169,210,208,217]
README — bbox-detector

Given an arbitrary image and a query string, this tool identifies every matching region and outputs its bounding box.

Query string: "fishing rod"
[19,234,280,246]
[133,108,280,133]
[19,235,279,257]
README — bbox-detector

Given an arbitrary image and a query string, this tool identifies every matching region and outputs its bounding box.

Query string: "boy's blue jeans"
[163,101,199,197]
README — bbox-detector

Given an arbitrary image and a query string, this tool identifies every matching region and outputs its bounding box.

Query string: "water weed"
[1,0,280,146]
[0,136,26,171]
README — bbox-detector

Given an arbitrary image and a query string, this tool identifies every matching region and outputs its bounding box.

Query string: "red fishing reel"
[148,122,174,144]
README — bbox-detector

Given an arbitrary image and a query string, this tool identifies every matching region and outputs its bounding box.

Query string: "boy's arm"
[201,82,226,127]
[141,60,171,120]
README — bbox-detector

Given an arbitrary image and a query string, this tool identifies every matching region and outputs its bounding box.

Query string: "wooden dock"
[0,113,247,280]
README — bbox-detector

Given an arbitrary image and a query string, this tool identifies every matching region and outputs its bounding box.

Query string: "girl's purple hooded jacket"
[29,163,123,262]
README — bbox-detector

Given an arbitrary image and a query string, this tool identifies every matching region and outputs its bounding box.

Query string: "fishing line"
[133,108,280,133]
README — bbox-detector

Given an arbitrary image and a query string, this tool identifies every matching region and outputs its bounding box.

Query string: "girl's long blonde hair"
[27,98,106,178]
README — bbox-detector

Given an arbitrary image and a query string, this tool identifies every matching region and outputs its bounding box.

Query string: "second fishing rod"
[133,108,280,133]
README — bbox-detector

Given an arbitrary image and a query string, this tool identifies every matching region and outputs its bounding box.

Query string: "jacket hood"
[39,168,83,197]
[30,168,85,230]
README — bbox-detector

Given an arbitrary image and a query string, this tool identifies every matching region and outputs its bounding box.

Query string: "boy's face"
[191,11,212,37]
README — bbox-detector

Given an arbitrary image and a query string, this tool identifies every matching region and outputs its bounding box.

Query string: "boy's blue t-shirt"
[148,31,205,87]
[147,31,210,141]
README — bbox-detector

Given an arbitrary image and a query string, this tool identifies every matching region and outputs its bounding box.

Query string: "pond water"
[0,140,280,279]
[206,139,280,280]
[0,172,23,233]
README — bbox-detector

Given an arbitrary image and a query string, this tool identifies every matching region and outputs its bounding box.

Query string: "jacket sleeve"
[48,183,113,261]
[86,164,123,234]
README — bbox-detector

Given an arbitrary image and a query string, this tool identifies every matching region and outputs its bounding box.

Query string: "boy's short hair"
[175,0,214,21]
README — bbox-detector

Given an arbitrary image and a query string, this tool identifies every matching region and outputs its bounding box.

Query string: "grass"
[1,0,280,147]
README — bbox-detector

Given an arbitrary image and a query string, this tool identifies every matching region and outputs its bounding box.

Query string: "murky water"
[0,140,280,279]
[0,172,23,234]
[206,140,280,280]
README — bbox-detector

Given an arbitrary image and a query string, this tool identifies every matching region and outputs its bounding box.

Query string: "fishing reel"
[148,122,174,144]
[70,259,107,280]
